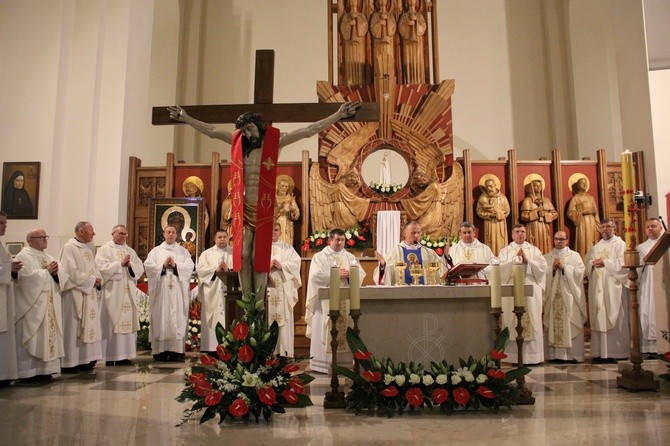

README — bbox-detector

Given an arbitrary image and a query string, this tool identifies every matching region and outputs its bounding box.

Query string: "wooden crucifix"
[152,50,379,125]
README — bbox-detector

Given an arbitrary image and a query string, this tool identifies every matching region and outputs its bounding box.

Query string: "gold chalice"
[394,261,407,286]
[409,264,424,286]
[425,262,440,285]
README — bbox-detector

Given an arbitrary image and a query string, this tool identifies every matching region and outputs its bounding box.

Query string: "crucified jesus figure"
[167,102,360,298]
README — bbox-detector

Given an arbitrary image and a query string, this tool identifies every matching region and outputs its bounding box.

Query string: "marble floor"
[1,353,669,446]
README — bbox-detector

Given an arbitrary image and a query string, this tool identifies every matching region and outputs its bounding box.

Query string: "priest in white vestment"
[449,222,494,279]
[306,228,366,374]
[636,218,664,354]
[373,221,447,285]
[543,231,586,362]
[499,224,548,365]
[585,218,629,361]
[58,221,103,372]
[0,212,19,385]
[144,225,194,361]
[268,223,302,357]
[196,229,233,353]
[14,229,68,380]
[95,225,144,365]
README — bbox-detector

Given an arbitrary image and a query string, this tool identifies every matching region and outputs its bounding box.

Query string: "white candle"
[329,266,340,311]
[512,257,525,308]
[490,261,501,308]
[349,265,360,310]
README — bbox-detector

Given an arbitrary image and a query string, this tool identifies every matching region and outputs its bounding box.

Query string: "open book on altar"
[446,263,489,284]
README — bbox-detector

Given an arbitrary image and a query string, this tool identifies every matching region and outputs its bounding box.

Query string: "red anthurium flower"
[405,387,424,407]
[346,239,355,246]
[228,398,249,417]
[216,344,232,362]
[357,235,366,241]
[453,387,471,406]
[238,345,254,363]
[490,348,507,360]
[193,380,212,397]
[435,247,444,256]
[257,386,277,405]
[205,390,222,406]
[199,354,217,365]
[362,370,382,382]
[289,378,305,394]
[265,358,280,367]
[353,350,373,360]
[232,322,249,341]
[315,238,324,246]
[477,386,495,399]
[432,388,449,404]
[663,351,670,362]
[282,364,300,374]
[282,389,299,404]
[188,372,205,384]
[381,386,399,397]
[487,369,506,379]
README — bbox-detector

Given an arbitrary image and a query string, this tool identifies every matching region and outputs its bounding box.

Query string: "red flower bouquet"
[177,291,315,425]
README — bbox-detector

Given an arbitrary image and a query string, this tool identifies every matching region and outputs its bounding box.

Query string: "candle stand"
[490,307,503,339]
[350,309,362,375]
[616,250,658,391]
[324,309,346,408]
[513,306,535,405]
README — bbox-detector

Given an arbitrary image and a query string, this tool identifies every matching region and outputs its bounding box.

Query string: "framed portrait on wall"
[148,197,205,265]
[1,162,40,219]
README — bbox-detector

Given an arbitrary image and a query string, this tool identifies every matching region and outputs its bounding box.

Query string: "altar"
[317,284,531,365]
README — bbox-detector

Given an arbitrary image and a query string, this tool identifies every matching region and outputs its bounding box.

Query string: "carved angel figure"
[309,164,370,232]
[400,162,464,239]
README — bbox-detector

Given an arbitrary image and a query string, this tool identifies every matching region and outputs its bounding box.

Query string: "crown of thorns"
[235,112,265,130]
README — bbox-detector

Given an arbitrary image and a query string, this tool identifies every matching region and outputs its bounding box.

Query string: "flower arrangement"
[303,226,371,253]
[333,327,530,417]
[369,181,403,195]
[186,298,202,352]
[419,235,456,257]
[136,290,151,351]
[658,330,670,384]
[176,291,314,425]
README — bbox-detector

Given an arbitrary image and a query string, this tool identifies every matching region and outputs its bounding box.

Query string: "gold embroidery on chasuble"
[521,311,534,341]
[47,293,57,360]
[268,294,281,307]
[463,248,475,262]
[87,328,96,342]
[271,312,283,324]
[39,258,49,269]
[551,287,567,347]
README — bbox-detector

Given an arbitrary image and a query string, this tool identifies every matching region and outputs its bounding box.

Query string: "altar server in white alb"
[14,229,68,380]
[267,223,302,357]
[637,217,664,355]
[58,221,103,373]
[0,211,19,385]
[499,224,548,365]
[196,229,233,353]
[95,225,144,366]
[144,225,194,361]
[373,221,447,285]
[543,231,586,362]
[306,228,366,374]
[585,218,629,361]
[449,221,494,279]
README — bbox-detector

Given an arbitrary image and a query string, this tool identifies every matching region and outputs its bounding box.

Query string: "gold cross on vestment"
[262,157,275,171]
